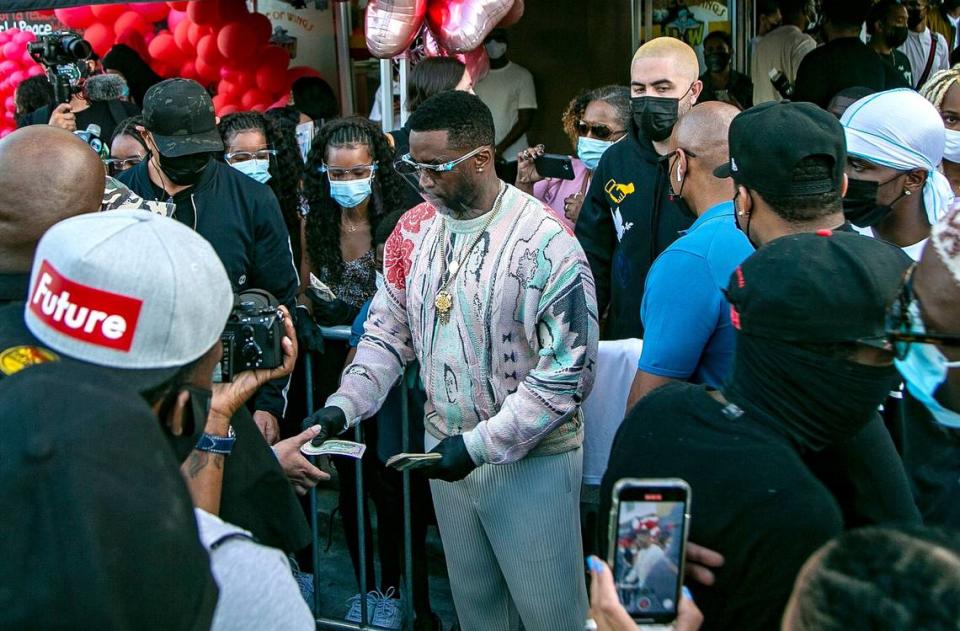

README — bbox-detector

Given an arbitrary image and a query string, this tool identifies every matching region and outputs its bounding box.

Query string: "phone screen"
[611,484,688,623]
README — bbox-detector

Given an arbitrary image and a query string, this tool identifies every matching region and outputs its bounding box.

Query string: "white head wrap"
[840,88,954,226]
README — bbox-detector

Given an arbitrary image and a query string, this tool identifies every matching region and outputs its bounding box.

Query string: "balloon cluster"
[0,29,45,138]
[51,1,318,115]
[365,0,524,82]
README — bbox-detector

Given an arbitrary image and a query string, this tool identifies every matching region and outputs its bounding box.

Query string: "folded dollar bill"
[300,439,366,459]
[309,273,337,301]
[385,452,442,471]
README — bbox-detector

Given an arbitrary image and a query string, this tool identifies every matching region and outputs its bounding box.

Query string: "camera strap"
[916,35,939,90]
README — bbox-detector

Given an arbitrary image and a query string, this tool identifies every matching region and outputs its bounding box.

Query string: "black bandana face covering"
[843,174,907,228]
[157,152,211,186]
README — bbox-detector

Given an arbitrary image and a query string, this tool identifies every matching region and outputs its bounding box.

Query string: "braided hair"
[110,114,147,150]
[219,111,303,259]
[303,116,405,285]
[921,66,960,111]
[560,85,631,149]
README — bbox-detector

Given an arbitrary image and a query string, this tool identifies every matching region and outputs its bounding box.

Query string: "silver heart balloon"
[426,0,515,53]
[365,0,428,59]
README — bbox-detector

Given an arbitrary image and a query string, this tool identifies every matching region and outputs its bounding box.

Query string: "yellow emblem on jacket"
[605,179,635,204]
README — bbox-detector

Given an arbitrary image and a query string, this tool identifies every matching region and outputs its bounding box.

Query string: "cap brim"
[153,128,224,158]
[713,162,733,179]
[65,359,182,396]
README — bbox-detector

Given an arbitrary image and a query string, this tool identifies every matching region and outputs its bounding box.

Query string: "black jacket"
[794,38,906,108]
[118,158,299,419]
[575,129,692,339]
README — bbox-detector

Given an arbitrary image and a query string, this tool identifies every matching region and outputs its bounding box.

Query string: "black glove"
[306,287,360,326]
[421,435,477,482]
[294,305,325,354]
[305,405,348,446]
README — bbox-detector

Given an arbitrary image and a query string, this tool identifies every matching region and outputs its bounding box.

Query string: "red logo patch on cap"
[730,305,742,330]
[816,229,833,237]
[29,260,142,352]
[735,267,745,288]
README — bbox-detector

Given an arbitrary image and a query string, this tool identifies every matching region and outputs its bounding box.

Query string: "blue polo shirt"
[638,200,754,387]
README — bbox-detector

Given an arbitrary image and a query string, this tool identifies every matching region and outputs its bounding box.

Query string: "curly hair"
[14,75,54,122]
[561,85,631,149]
[219,111,304,258]
[303,116,406,285]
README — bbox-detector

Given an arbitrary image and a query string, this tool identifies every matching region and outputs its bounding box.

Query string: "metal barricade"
[307,325,417,631]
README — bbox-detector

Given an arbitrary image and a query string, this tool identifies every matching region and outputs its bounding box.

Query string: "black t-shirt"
[878,49,914,88]
[599,383,843,631]
[794,38,904,108]
[22,99,140,145]
[699,70,754,109]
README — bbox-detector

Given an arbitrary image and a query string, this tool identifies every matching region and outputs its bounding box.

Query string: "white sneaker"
[344,592,376,623]
[371,588,404,630]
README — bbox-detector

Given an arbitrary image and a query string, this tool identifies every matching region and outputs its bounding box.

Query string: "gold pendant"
[435,291,453,324]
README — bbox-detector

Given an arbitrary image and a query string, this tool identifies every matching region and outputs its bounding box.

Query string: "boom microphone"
[86,73,128,102]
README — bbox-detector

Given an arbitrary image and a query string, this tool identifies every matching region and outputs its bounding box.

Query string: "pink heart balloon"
[420,26,490,83]
[426,0,514,53]
[366,0,428,59]
[497,0,524,27]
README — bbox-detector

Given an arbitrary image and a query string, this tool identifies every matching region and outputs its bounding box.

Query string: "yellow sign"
[0,345,58,376]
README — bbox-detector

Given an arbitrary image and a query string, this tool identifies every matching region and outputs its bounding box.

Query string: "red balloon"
[261,45,289,72]
[13,31,35,45]
[217,22,258,64]
[269,94,291,110]
[234,70,255,87]
[167,1,190,10]
[212,93,229,111]
[187,0,220,26]
[116,29,150,59]
[54,7,96,29]
[168,9,188,32]
[132,2,170,23]
[219,103,239,116]
[0,60,17,75]
[197,33,224,65]
[218,0,250,23]
[188,23,209,47]
[149,32,184,64]
[91,4,128,22]
[286,65,321,83]
[2,42,20,60]
[84,23,116,57]
[8,71,26,87]
[173,19,194,52]
[244,12,273,45]
[255,64,288,94]
[497,0,524,27]
[179,60,199,81]
[114,12,152,37]
[220,67,238,81]
[0,32,10,47]
[19,49,33,65]
[4,96,14,111]
[241,88,269,110]
[194,57,221,83]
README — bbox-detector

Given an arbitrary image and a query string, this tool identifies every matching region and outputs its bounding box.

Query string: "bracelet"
[195,425,236,455]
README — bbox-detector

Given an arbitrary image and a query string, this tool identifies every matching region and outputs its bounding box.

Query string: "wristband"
[195,425,236,455]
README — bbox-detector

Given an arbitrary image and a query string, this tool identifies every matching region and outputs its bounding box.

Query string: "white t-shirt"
[195,509,314,631]
[852,224,928,262]
[899,28,950,89]
[750,25,817,104]
[474,61,537,161]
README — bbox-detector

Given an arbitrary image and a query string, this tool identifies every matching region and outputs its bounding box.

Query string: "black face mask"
[907,9,925,30]
[843,175,906,228]
[157,152,211,186]
[705,52,730,73]
[164,385,213,463]
[632,95,682,142]
[885,25,910,48]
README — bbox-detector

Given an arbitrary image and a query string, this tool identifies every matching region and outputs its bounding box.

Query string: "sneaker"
[344,593,375,623]
[372,587,404,630]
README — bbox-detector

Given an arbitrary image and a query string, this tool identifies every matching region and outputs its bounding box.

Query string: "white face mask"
[945,128,960,163]
[485,41,507,60]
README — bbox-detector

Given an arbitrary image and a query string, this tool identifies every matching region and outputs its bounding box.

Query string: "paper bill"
[386,452,442,471]
[300,439,366,459]
[309,273,337,301]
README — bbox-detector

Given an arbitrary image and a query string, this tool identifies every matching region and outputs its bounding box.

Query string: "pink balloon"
[148,32,184,64]
[167,9,188,32]
[497,0,524,27]
[1,128,14,138]
[4,96,14,111]
[217,22,258,64]
[0,32,11,47]
[426,0,514,53]
[167,1,189,10]
[113,11,152,37]
[27,65,45,77]
[8,71,26,87]
[91,3,128,23]
[2,42,19,59]
[13,31,35,45]
[459,46,490,83]
[54,7,96,30]
[0,60,17,75]
[365,0,427,58]
[132,2,170,23]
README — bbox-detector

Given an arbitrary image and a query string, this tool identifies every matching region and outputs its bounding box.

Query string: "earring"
[478,168,484,173]
[904,189,912,196]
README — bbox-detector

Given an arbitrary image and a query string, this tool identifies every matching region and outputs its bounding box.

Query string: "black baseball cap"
[714,101,846,197]
[142,78,224,157]
[0,361,218,630]
[725,230,911,347]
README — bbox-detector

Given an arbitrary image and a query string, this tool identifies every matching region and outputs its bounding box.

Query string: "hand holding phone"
[607,478,692,626]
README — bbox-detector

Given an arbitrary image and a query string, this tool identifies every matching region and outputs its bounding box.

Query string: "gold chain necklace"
[341,213,358,233]
[434,184,506,325]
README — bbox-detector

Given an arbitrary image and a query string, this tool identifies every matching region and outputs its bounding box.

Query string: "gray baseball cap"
[143,78,224,158]
[23,210,233,392]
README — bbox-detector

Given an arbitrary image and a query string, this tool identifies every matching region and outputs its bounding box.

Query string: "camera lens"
[61,35,92,61]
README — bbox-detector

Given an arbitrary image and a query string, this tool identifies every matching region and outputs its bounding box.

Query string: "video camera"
[28,32,93,104]
[217,289,285,382]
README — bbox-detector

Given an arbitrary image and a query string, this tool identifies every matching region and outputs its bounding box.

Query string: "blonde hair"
[631,37,700,83]
[920,65,960,111]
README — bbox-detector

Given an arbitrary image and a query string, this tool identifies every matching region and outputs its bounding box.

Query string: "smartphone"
[607,478,691,626]
[534,153,576,180]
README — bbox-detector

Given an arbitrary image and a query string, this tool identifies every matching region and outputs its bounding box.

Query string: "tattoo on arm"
[186,450,224,479]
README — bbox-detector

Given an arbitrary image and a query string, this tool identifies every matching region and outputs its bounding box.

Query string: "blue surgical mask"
[230,159,272,184]
[577,136,617,171]
[896,336,960,429]
[329,176,373,209]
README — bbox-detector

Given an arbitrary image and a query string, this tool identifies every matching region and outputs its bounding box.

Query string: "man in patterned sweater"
[307,90,599,631]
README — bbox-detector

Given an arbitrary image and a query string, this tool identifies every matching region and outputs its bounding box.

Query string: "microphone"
[86,73,128,102]
[75,124,108,158]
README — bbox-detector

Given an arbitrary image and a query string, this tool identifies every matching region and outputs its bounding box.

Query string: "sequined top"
[317,249,377,309]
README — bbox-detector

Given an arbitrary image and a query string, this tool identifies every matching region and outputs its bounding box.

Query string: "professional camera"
[218,289,285,383]
[28,32,93,104]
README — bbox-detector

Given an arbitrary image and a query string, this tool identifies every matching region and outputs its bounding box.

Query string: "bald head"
[672,102,740,170]
[632,37,701,86]
[0,126,105,272]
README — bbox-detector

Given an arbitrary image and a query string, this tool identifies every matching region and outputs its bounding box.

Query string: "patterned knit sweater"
[326,184,599,465]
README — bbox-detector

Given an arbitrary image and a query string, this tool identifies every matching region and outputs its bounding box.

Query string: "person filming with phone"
[515,86,630,228]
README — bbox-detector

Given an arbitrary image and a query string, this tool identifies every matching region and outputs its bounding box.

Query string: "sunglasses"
[886,265,960,359]
[224,149,277,164]
[103,156,143,175]
[394,146,486,178]
[576,120,625,141]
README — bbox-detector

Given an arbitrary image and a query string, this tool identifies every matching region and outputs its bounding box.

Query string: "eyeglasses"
[224,149,277,164]
[320,162,378,180]
[103,156,143,175]
[886,265,960,359]
[394,146,486,178]
[576,121,626,141]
